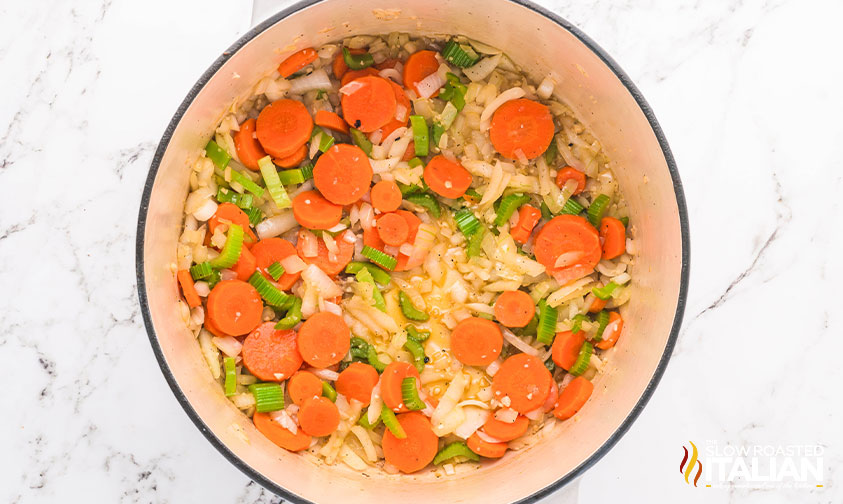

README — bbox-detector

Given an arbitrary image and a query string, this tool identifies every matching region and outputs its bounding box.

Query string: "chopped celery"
[540,201,553,220]
[275,297,302,330]
[441,41,480,68]
[399,291,429,321]
[405,193,441,218]
[189,261,214,281]
[318,131,335,152]
[322,381,337,402]
[560,197,584,216]
[356,268,386,312]
[407,157,423,169]
[620,216,629,227]
[248,383,285,412]
[358,409,381,429]
[401,377,426,409]
[299,162,314,180]
[544,140,558,166]
[245,206,263,227]
[594,310,610,342]
[343,47,374,70]
[592,281,619,300]
[433,441,480,465]
[277,168,305,185]
[403,340,426,374]
[350,128,373,156]
[361,245,397,271]
[586,194,610,226]
[569,342,593,376]
[344,262,392,285]
[208,224,244,269]
[216,188,253,209]
[570,313,588,334]
[248,271,293,308]
[409,115,429,157]
[494,193,530,227]
[229,169,265,198]
[454,208,481,236]
[223,357,237,397]
[465,228,485,258]
[380,405,406,438]
[205,140,231,169]
[367,346,386,372]
[257,156,291,209]
[406,325,430,342]
[266,262,285,281]
[536,299,557,345]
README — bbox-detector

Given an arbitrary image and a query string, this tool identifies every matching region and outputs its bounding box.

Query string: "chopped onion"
[513,148,528,165]
[474,430,506,444]
[403,223,437,269]
[327,222,348,234]
[415,71,447,99]
[378,68,403,84]
[493,408,519,423]
[358,203,376,230]
[322,299,342,316]
[431,370,467,436]
[271,409,298,435]
[612,272,631,285]
[212,336,242,357]
[387,129,412,159]
[299,229,319,257]
[190,306,205,326]
[367,382,383,424]
[280,254,307,274]
[309,368,340,381]
[485,359,502,377]
[456,399,491,409]
[537,75,556,100]
[554,251,585,268]
[399,243,415,256]
[463,53,502,82]
[502,328,540,356]
[220,269,237,281]
[380,126,407,152]
[525,407,544,421]
[339,79,365,96]
[342,230,357,244]
[454,406,490,439]
[192,198,218,221]
[194,281,210,297]
[394,104,407,122]
[480,86,527,128]
[256,211,298,240]
[323,232,339,262]
[302,264,343,298]
[289,68,332,95]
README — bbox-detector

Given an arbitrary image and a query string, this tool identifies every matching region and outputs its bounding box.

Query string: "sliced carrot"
[403,50,440,98]
[292,190,343,230]
[314,110,350,134]
[298,396,341,437]
[288,371,323,405]
[341,76,397,133]
[206,280,263,336]
[370,180,403,213]
[393,210,422,272]
[273,143,307,168]
[313,144,373,205]
[376,212,409,246]
[599,217,626,260]
[423,155,473,199]
[483,414,529,442]
[555,167,586,195]
[542,379,559,413]
[467,433,507,459]
[333,48,366,80]
[340,67,380,87]
[375,58,401,71]
[382,411,438,473]
[177,270,201,308]
[489,98,554,160]
[493,290,535,328]
[234,118,267,171]
[278,47,317,78]
[335,362,379,406]
[241,322,302,381]
[381,361,421,413]
[596,312,623,350]
[533,215,601,286]
[296,311,351,368]
[255,99,313,159]
[250,238,301,290]
[374,81,412,141]
[209,202,257,242]
[588,296,607,313]
[401,140,416,161]
[450,317,503,366]
[510,205,542,244]
[551,330,586,371]
[296,229,355,276]
[363,226,385,252]
[492,353,552,414]
[553,376,594,420]
[230,245,257,282]
[203,312,229,338]
[253,411,312,452]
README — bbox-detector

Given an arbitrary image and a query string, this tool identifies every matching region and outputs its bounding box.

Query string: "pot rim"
[135,1,690,502]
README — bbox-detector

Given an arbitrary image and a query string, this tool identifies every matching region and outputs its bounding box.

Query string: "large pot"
[136,0,690,502]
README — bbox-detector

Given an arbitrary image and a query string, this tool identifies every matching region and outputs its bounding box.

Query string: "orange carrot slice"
[403,50,440,97]
[296,229,355,276]
[341,76,397,133]
[256,99,314,159]
[278,47,317,78]
[551,330,586,371]
[273,143,307,168]
[555,167,586,195]
[376,212,410,246]
[599,217,626,260]
[370,180,403,213]
[588,296,607,313]
[241,322,303,381]
[467,433,507,458]
[381,361,420,413]
[374,81,412,141]
[292,190,342,230]
[298,396,341,437]
[340,67,380,87]
[489,98,554,160]
[231,245,257,282]
[482,414,529,442]
[533,215,601,286]
[423,155,472,199]
[595,312,623,350]
[333,48,366,79]
[253,411,312,452]
[493,290,535,328]
[335,362,379,406]
[234,118,267,171]
[313,144,373,205]
[553,376,593,420]
[450,317,503,366]
[382,411,438,473]
[288,370,323,405]
[296,311,350,368]
[510,205,542,244]
[492,353,552,414]
[209,203,257,243]
[206,280,263,336]
[314,110,350,134]
[177,270,201,308]
[250,238,301,290]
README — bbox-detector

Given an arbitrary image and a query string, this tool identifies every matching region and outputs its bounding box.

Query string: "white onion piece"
[431,370,467,435]
[280,254,307,274]
[288,68,332,95]
[537,75,556,99]
[342,230,357,244]
[454,406,490,439]
[309,368,340,381]
[299,229,319,257]
[380,126,407,152]
[190,306,205,326]
[302,264,343,298]
[612,272,631,285]
[525,407,544,421]
[485,359,502,377]
[399,243,415,256]
[368,382,383,424]
[554,251,585,268]
[463,53,502,82]
[340,79,365,96]
[543,380,559,412]
[194,281,210,297]
[383,244,399,257]
[403,223,437,269]
[474,430,506,444]
[480,86,526,127]
[308,132,322,160]
[394,104,407,122]
[323,232,339,259]
[456,400,491,409]
[271,409,298,435]
[387,129,412,159]
[513,148,528,165]
[358,203,376,230]
[415,71,447,99]
[220,269,237,281]
[322,300,342,316]
[192,199,218,221]
[369,129,383,145]
[256,211,298,240]
[601,319,621,340]
[327,222,348,233]
[212,336,242,357]
[501,328,540,356]
[494,408,519,423]
[378,68,403,84]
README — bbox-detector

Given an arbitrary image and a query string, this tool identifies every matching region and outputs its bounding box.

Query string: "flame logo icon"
[679,441,703,487]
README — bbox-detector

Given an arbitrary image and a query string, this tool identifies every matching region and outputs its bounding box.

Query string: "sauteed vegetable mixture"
[176,33,634,475]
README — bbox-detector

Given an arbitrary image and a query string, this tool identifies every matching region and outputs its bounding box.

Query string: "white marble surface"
[1,0,841,502]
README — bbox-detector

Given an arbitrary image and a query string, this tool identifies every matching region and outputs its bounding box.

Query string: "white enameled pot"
[136,1,690,502]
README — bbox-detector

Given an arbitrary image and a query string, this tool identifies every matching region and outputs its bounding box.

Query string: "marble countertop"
[2,0,841,502]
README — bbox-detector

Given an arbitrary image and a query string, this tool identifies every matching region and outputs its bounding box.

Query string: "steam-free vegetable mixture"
[176,33,634,475]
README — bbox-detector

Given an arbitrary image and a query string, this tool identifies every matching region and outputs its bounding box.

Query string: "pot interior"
[140,1,685,502]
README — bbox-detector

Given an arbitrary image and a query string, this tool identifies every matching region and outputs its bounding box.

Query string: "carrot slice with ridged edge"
[376,212,409,246]
[278,47,317,78]
[467,432,507,459]
[256,99,313,159]
[489,98,554,160]
[296,229,355,276]
[381,361,420,413]
[493,290,535,328]
[292,190,342,230]
[234,118,267,171]
[450,317,503,366]
[250,238,301,290]
[492,353,552,414]
[551,330,585,371]
[206,280,263,336]
[341,76,397,133]
[553,376,594,420]
[482,414,529,442]
[313,144,373,205]
[403,50,440,97]
[298,396,340,437]
[423,155,472,199]
[555,167,586,195]
[599,217,626,260]
[370,180,403,213]
[314,110,350,134]
[533,214,601,286]
[241,321,303,381]
[296,311,350,368]
[596,311,623,350]
[288,370,323,405]
[335,362,379,406]
[253,411,312,452]
[382,412,438,473]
